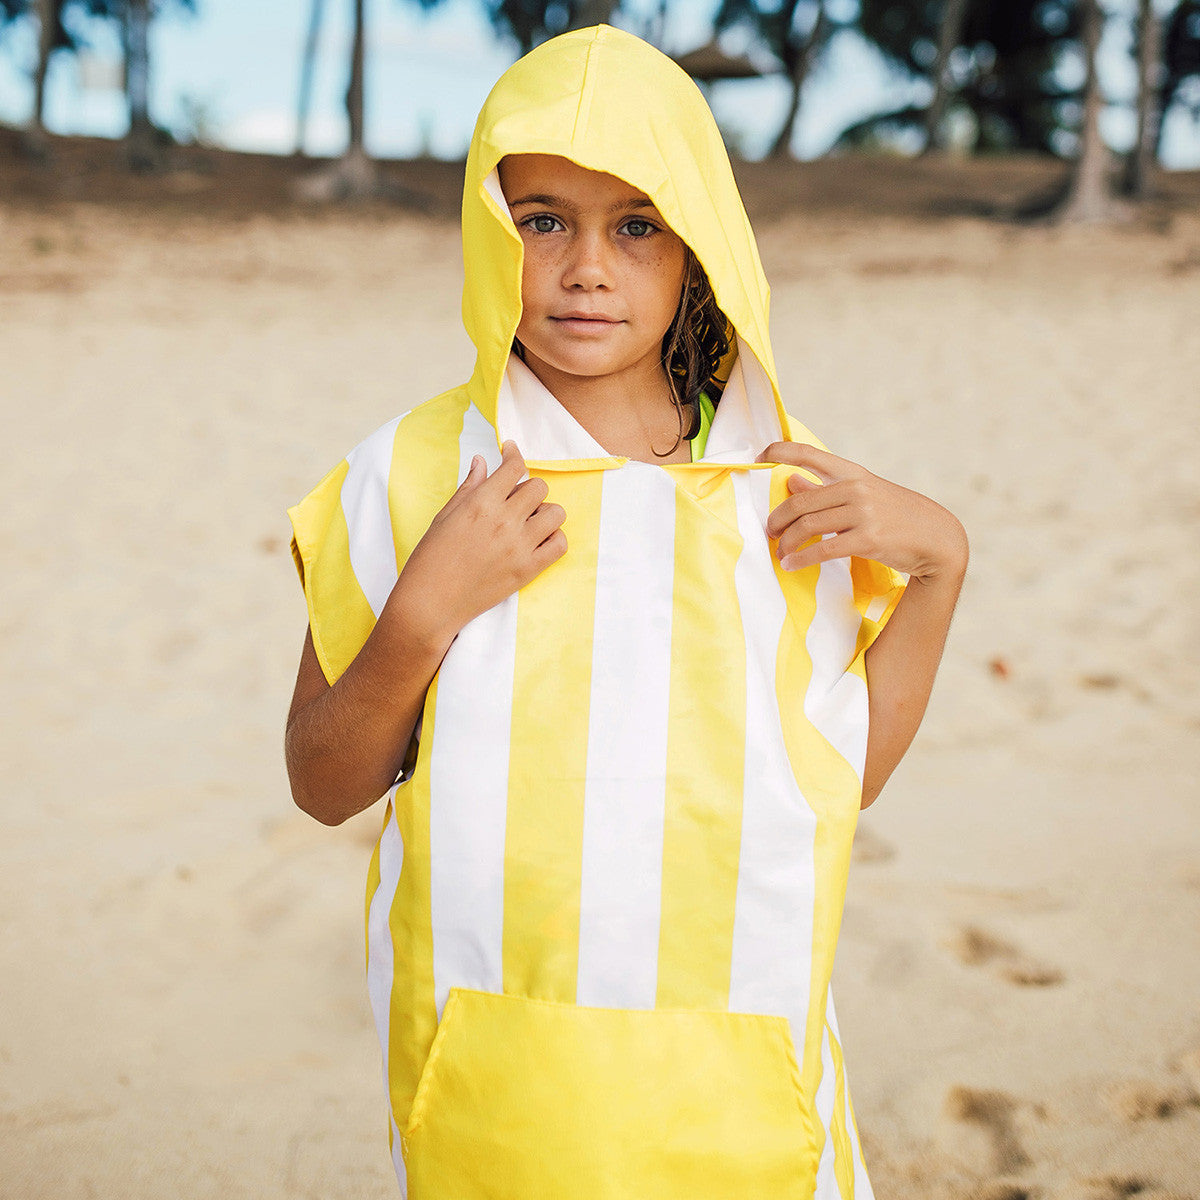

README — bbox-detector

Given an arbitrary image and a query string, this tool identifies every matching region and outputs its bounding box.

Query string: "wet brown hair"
[657,247,730,457]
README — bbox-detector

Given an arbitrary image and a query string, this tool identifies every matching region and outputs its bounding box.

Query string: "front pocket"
[402,988,818,1200]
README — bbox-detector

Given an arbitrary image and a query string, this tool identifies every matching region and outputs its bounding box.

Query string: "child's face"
[499,154,688,389]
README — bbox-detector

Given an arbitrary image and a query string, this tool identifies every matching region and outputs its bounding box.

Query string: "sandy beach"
[2,150,1199,1198]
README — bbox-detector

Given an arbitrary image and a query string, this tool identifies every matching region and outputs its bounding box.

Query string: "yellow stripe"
[656,474,746,1009]
[365,820,383,968]
[389,388,472,573]
[502,470,602,1002]
[850,554,907,666]
[384,395,467,1125]
[287,459,376,685]
[768,465,863,1106]
[827,1021,855,1198]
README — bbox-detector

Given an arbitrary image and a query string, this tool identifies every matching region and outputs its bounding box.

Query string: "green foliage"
[714,0,842,72]
[1163,0,1200,133]
[854,0,1083,155]
[0,0,197,54]
[484,1,611,54]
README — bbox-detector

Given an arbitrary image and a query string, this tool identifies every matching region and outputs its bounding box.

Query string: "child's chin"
[545,341,657,380]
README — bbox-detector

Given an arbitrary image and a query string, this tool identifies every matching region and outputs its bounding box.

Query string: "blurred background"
[2,3,1198,1199]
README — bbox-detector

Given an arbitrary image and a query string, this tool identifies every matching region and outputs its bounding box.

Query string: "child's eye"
[525,214,563,234]
[621,218,656,238]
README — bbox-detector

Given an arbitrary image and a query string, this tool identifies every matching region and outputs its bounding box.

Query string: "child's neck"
[519,352,692,465]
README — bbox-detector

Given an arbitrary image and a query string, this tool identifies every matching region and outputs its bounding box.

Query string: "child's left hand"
[756,442,968,584]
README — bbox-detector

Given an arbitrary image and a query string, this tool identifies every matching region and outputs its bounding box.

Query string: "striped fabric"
[289,351,903,1200]
[287,25,911,1197]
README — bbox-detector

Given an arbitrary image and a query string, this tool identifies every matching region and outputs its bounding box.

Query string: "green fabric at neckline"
[689,391,716,462]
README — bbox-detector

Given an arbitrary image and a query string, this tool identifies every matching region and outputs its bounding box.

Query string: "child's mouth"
[551,313,622,332]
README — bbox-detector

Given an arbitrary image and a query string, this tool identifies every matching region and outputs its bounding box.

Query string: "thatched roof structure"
[672,39,777,81]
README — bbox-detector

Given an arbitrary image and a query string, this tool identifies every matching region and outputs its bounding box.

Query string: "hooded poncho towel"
[288,24,905,1200]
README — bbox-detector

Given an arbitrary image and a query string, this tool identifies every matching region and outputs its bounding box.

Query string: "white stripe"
[863,594,889,624]
[366,801,406,1194]
[813,1018,838,1198]
[825,987,874,1199]
[845,1069,875,1200]
[576,465,675,1009]
[728,470,817,1022]
[427,407,515,1018]
[390,1113,407,1198]
[458,400,503,482]
[805,555,870,777]
[342,414,402,617]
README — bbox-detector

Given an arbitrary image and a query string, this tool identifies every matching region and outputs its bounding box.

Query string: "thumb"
[458,454,486,490]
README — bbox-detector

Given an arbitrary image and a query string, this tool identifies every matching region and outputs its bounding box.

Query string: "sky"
[0,0,1197,167]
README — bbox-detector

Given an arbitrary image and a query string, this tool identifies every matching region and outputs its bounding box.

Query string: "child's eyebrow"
[507,192,660,215]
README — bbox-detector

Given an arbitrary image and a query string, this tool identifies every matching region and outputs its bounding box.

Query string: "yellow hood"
[461,24,787,447]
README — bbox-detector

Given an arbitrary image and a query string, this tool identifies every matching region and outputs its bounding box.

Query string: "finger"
[525,502,566,544]
[507,474,550,515]
[776,506,855,560]
[457,454,486,490]
[765,481,854,539]
[485,439,528,496]
[756,441,858,484]
[530,528,568,571]
[780,531,864,572]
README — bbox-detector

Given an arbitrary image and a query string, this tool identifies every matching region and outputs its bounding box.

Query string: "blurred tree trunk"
[769,0,829,160]
[1122,0,1163,197]
[124,0,158,171]
[922,0,970,153]
[1052,0,1130,223]
[346,0,365,155]
[23,0,56,159]
[294,0,326,158]
[295,0,387,201]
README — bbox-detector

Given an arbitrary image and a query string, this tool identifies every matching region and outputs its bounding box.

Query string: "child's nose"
[563,231,613,290]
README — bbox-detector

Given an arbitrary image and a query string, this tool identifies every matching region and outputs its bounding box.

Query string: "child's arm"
[285,440,566,825]
[757,442,968,809]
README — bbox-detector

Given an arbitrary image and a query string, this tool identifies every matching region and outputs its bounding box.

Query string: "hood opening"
[463,26,790,466]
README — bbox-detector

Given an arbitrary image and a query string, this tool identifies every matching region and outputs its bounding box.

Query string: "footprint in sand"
[1102,1078,1198,1122]
[944,923,1064,987]
[942,1085,1030,1176]
[1053,1173,1191,1200]
[1099,1045,1200,1124]
[971,1181,1036,1200]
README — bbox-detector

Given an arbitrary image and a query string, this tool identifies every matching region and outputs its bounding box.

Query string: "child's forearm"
[285,577,455,826]
[860,553,966,808]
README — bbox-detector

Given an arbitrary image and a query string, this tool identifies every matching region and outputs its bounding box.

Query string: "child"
[285,24,966,1200]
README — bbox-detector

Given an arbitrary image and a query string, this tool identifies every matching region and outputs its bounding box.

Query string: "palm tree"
[922,0,971,153]
[24,0,56,158]
[295,0,378,199]
[770,0,830,159]
[123,0,156,170]
[713,0,836,159]
[1051,0,1130,222]
[1122,0,1164,197]
[294,0,327,158]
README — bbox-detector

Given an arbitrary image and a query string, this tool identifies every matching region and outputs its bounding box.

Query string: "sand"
[2,153,1199,1199]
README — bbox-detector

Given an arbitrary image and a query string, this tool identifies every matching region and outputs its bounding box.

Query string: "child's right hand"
[389,439,567,651]
[286,440,565,825]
